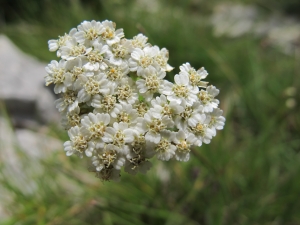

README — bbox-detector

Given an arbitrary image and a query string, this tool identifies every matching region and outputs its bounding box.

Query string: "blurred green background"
[1,0,300,224]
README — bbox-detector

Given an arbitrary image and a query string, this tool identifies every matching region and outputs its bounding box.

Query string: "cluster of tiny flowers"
[46,20,225,182]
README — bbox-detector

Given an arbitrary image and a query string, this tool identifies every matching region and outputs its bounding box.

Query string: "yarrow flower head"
[46,20,225,182]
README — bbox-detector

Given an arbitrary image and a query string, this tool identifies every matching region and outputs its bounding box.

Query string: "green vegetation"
[1,0,300,224]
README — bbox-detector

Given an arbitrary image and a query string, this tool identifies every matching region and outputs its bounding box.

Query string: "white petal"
[145,132,161,144]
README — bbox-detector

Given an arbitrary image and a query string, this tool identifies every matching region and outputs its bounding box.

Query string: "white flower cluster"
[46,20,225,182]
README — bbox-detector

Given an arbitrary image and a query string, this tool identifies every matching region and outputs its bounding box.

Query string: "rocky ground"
[0,35,62,220]
[0,35,59,127]
[211,2,300,55]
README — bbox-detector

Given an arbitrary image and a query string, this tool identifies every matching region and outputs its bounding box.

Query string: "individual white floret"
[179,63,208,88]
[92,93,122,118]
[92,144,125,171]
[104,62,130,84]
[45,60,73,94]
[60,37,92,60]
[60,106,81,129]
[152,131,176,161]
[165,73,199,106]
[129,46,159,76]
[116,78,139,105]
[64,126,89,158]
[136,66,172,101]
[102,122,135,154]
[83,42,109,71]
[153,46,174,72]
[65,58,94,83]
[76,73,110,103]
[100,20,124,46]
[139,112,174,144]
[75,20,105,45]
[48,28,77,57]
[198,85,220,112]
[150,94,184,119]
[81,113,110,140]
[189,113,214,146]
[107,39,133,66]
[111,103,139,125]
[207,108,225,136]
[134,101,149,117]
[174,101,204,130]
[54,89,78,112]
[130,33,150,49]
[173,131,197,162]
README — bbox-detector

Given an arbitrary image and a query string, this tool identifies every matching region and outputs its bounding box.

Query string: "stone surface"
[15,129,63,158]
[0,35,59,127]
[0,117,62,173]
[211,3,300,54]
[0,36,63,221]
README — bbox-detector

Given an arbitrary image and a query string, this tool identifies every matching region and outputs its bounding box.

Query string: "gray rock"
[15,129,63,159]
[0,117,62,166]
[0,35,59,127]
